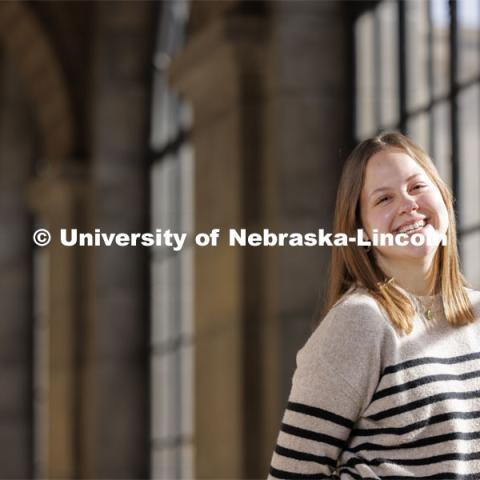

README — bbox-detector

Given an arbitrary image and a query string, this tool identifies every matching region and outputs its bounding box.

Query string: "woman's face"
[359,147,449,268]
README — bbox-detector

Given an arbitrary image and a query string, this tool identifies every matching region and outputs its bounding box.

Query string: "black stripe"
[287,401,355,428]
[372,368,480,402]
[275,445,337,468]
[344,450,480,468]
[367,389,480,421]
[269,465,331,479]
[354,409,480,436]
[349,430,480,453]
[281,422,347,449]
[381,352,480,377]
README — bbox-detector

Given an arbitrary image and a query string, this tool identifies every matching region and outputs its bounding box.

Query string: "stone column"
[261,1,349,473]
[170,14,271,478]
[0,53,34,479]
[267,0,348,403]
[27,164,87,479]
[86,2,154,477]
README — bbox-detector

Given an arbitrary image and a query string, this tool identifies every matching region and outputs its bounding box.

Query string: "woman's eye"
[376,196,390,205]
[412,183,427,191]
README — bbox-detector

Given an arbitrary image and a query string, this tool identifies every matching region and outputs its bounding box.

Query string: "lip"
[392,217,429,234]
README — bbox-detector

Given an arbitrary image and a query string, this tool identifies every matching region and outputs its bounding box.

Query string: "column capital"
[169,15,268,123]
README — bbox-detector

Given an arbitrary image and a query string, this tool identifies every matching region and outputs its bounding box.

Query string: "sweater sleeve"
[268,294,389,479]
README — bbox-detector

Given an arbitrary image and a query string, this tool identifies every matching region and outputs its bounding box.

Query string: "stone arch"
[0,1,74,162]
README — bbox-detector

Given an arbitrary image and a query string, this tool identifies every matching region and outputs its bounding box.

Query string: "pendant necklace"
[424,300,434,321]
[412,294,435,321]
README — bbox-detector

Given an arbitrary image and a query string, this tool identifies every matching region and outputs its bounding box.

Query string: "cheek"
[428,192,449,229]
[366,209,396,232]
[361,198,396,233]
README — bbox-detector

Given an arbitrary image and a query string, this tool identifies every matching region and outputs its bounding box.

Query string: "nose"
[399,193,419,214]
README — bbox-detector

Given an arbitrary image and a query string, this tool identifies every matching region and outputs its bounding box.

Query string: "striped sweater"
[268,286,480,479]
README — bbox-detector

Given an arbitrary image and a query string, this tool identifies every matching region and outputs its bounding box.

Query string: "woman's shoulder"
[334,284,380,308]
[320,286,392,337]
[299,287,393,376]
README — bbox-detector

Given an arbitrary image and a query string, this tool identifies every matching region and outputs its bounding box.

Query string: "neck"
[375,253,438,296]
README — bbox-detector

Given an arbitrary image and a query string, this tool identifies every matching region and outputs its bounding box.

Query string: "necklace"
[423,299,434,321]
[381,280,439,321]
[410,294,436,321]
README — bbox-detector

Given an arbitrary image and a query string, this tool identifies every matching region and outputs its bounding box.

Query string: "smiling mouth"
[392,218,429,235]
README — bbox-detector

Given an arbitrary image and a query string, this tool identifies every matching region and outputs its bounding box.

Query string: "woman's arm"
[267,295,388,479]
[268,355,362,478]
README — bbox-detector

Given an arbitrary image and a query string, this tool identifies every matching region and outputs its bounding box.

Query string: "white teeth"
[396,220,426,234]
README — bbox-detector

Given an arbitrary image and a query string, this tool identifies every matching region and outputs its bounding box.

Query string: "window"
[354,0,480,288]
[149,1,194,478]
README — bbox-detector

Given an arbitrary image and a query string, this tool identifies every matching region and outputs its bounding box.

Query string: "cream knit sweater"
[268,286,480,479]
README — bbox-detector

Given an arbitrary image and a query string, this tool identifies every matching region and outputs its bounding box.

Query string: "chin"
[402,245,437,260]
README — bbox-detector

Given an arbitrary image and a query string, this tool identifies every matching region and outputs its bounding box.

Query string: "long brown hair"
[323,131,475,334]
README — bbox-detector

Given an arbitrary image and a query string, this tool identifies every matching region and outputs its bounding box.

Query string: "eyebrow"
[369,173,423,198]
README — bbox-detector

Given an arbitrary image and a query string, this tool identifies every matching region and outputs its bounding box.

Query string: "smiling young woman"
[268,132,480,479]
